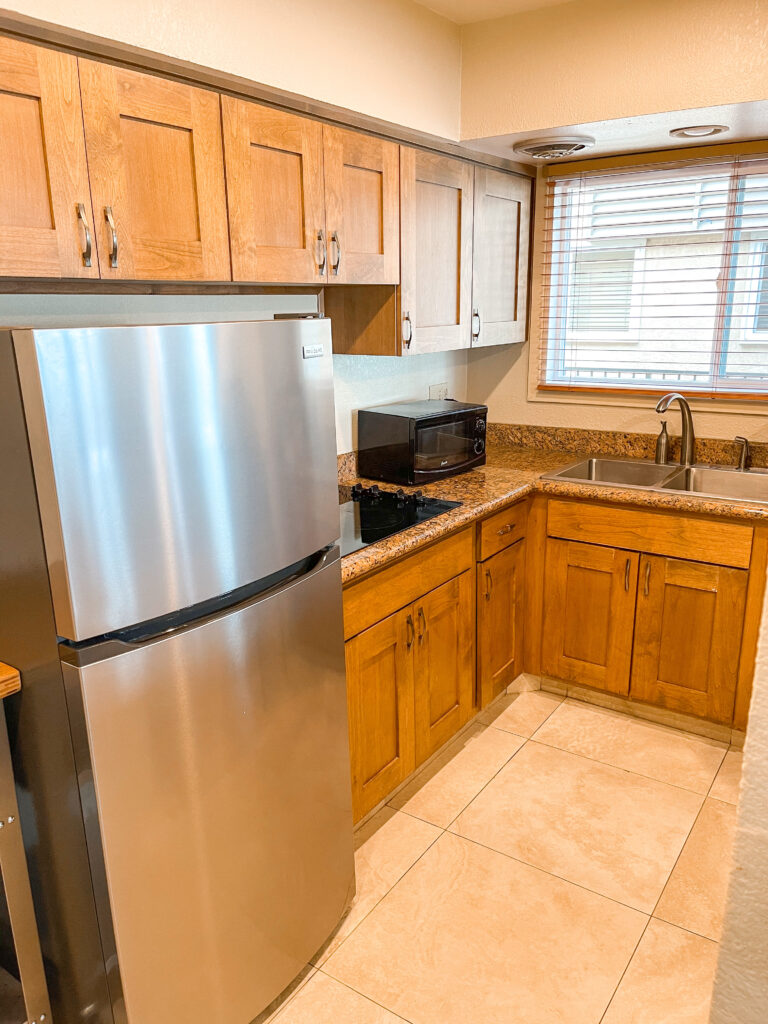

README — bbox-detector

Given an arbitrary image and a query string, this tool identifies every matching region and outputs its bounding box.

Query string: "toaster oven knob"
[474,438,485,455]
[475,418,486,434]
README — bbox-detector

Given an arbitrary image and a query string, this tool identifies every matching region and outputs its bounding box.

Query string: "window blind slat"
[539,151,768,398]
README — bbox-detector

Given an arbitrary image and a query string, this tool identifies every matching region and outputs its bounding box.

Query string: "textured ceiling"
[414,0,569,25]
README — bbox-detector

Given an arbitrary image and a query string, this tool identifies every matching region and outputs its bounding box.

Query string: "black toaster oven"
[357,399,488,485]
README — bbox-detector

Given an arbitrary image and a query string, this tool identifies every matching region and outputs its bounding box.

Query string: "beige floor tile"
[324,832,646,1024]
[313,807,440,966]
[261,968,317,1023]
[709,749,743,805]
[452,741,702,912]
[534,699,727,793]
[389,723,524,828]
[271,971,407,1023]
[601,919,719,1024]
[655,797,737,940]
[476,689,563,737]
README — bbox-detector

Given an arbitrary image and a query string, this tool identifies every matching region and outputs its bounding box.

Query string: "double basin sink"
[544,457,768,504]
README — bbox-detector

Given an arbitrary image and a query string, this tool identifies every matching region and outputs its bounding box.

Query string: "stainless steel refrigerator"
[0,320,354,1024]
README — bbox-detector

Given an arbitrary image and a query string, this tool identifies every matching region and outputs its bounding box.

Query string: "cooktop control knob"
[474,438,485,455]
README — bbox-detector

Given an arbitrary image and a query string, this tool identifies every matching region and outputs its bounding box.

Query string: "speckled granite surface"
[489,423,768,468]
[338,440,768,585]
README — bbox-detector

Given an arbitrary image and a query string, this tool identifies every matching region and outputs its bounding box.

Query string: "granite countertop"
[339,444,768,585]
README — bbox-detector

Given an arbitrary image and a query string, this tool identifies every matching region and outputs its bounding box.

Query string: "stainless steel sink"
[545,458,678,488]
[661,466,768,502]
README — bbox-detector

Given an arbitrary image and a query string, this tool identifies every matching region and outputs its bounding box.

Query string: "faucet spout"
[655,393,695,466]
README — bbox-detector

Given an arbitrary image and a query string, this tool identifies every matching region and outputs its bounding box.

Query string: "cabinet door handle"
[330,230,341,275]
[104,205,118,268]
[418,607,426,643]
[485,568,492,600]
[316,230,327,275]
[644,561,651,597]
[472,308,481,340]
[403,311,413,349]
[406,613,415,649]
[76,202,92,267]
[624,557,631,591]
[497,523,515,537]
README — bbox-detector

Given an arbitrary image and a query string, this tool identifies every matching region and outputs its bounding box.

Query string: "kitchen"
[0,1,767,1023]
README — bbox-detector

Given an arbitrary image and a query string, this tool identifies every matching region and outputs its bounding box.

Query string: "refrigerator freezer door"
[14,319,339,641]
[62,549,353,1024]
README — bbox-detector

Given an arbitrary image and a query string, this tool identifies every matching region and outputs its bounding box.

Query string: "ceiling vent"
[512,136,595,160]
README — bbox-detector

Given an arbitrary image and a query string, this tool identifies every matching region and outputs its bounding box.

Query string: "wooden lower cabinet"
[477,539,526,707]
[542,539,639,696]
[345,607,415,823]
[413,571,475,764]
[630,555,748,724]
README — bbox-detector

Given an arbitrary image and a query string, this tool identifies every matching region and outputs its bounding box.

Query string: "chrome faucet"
[655,393,695,466]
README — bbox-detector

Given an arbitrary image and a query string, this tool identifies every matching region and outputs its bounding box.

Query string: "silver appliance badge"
[302,344,325,359]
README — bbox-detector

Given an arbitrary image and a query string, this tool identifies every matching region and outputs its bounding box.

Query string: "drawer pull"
[497,524,516,536]
[624,557,631,591]
[406,613,415,649]
[644,561,651,597]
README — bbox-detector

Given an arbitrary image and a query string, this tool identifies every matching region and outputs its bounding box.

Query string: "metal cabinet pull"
[76,202,92,267]
[471,308,481,340]
[418,607,426,643]
[330,231,341,275]
[485,569,492,600]
[497,523,515,537]
[644,561,651,597]
[403,311,413,349]
[406,613,415,649]
[624,558,631,591]
[104,205,118,268]
[316,230,327,275]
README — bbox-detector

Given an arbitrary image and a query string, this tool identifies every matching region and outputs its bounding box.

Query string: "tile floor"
[270,691,741,1024]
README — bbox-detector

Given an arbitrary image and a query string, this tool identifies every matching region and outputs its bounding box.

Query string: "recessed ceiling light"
[512,136,595,160]
[669,124,729,139]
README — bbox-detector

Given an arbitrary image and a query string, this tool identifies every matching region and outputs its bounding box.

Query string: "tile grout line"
[315,969,416,1023]
[597,741,734,1023]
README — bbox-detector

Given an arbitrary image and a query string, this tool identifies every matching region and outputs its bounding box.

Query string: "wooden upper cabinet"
[400,148,474,354]
[0,38,97,278]
[222,99,326,283]
[323,126,399,284]
[471,167,531,347]
[79,61,230,281]
[630,555,748,723]
[413,571,474,764]
[542,539,638,696]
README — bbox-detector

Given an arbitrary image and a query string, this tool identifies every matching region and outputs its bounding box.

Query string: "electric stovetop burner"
[338,483,461,557]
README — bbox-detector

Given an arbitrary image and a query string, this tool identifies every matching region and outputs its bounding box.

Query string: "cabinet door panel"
[542,539,637,695]
[413,571,475,764]
[472,167,531,347]
[630,555,748,723]
[345,608,415,822]
[79,61,230,280]
[222,98,326,283]
[400,148,473,354]
[323,127,399,284]
[0,38,97,277]
[478,539,526,706]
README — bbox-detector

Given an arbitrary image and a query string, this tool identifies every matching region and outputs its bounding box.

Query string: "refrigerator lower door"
[62,550,354,1024]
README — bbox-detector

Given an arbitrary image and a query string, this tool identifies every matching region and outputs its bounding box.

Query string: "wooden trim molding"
[0,8,533,180]
[0,662,21,699]
[543,139,768,178]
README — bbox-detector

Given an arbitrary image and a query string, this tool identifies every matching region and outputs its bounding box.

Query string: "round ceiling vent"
[669,124,729,139]
[512,136,595,160]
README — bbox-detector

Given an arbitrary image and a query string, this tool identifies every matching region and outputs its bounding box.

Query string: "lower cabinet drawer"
[478,500,528,561]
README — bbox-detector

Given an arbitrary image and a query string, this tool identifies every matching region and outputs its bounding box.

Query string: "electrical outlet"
[429,382,449,401]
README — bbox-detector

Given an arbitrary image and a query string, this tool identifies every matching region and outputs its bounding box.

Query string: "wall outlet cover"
[429,382,449,401]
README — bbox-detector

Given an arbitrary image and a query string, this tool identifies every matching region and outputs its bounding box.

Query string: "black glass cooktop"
[339,484,461,557]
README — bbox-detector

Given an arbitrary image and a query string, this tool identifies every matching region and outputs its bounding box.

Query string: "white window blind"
[540,152,768,398]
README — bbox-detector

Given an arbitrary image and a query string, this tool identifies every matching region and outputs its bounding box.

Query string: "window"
[540,152,768,397]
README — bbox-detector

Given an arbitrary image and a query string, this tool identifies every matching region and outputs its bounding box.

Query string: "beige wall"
[460,0,768,140]
[709,583,768,1024]
[9,0,461,139]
